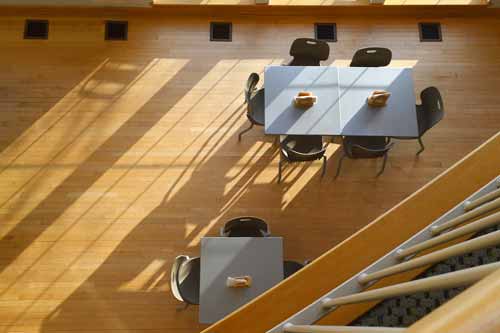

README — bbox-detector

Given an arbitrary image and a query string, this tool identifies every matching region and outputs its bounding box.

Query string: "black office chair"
[239,73,265,141]
[350,47,392,67]
[391,87,444,155]
[336,136,394,177]
[279,135,328,183]
[283,260,304,279]
[220,217,270,237]
[170,255,200,306]
[287,38,330,66]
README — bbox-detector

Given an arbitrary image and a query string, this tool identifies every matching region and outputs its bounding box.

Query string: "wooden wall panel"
[0,0,152,7]
[152,0,489,6]
[0,8,499,333]
[0,0,489,7]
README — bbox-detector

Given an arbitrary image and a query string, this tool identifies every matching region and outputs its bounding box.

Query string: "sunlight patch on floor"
[0,58,188,324]
[0,59,188,226]
[281,143,342,210]
[0,59,110,166]
[118,259,167,292]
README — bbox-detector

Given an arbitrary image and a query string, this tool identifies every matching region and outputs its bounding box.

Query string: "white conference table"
[264,66,419,137]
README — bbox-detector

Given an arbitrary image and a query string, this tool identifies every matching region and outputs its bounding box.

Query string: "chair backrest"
[289,38,330,66]
[245,73,260,104]
[418,87,444,136]
[170,255,189,302]
[246,88,265,126]
[350,47,392,67]
[343,136,392,158]
[283,260,304,279]
[221,216,269,237]
[176,256,201,305]
[281,135,326,162]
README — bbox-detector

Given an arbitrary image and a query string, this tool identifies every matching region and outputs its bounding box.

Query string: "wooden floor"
[0,8,499,333]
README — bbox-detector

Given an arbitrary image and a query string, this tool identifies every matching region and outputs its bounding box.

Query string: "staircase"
[276,175,500,333]
[352,224,500,327]
[202,132,500,333]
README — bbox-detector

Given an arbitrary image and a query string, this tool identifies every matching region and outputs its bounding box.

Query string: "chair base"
[335,152,346,178]
[377,153,388,177]
[278,158,285,183]
[238,122,254,142]
[389,136,425,155]
[416,137,425,155]
[176,303,190,312]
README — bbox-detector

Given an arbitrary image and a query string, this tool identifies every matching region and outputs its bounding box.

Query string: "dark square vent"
[105,21,128,41]
[24,20,49,39]
[210,22,232,42]
[315,23,337,42]
[419,23,442,42]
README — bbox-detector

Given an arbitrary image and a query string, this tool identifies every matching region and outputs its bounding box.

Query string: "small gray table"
[199,237,283,324]
[264,66,419,138]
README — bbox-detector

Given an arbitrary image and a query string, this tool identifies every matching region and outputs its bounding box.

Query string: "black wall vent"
[105,21,128,41]
[24,20,49,39]
[315,23,337,42]
[210,22,232,42]
[419,23,442,42]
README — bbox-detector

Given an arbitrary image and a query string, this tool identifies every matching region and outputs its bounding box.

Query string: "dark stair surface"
[351,224,500,327]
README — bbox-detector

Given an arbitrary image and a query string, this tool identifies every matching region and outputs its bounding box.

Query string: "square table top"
[264,66,419,138]
[338,67,418,137]
[199,237,284,324]
[264,66,341,136]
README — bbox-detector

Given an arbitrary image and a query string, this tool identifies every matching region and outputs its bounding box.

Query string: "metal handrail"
[396,211,500,259]
[322,262,500,308]
[464,187,500,211]
[359,230,500,284]
[430,197,500,235]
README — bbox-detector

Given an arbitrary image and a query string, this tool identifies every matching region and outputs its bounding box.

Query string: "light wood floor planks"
[0,8,499,333]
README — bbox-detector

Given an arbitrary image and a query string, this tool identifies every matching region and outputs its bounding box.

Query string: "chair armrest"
[260,229,271,237]
[280,143,328,158]
[172,255,189,302]
[281,148,327,158]
[280,148,289,159]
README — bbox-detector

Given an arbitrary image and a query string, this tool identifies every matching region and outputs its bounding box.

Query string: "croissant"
[367,90,391,107]
[226,276,253,288]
